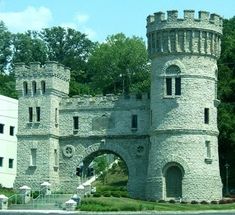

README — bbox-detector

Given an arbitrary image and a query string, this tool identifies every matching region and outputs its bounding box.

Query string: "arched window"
[41,81,46,94]
[165,165,183,198]
[32,81,37,95]
[23,81,28,96]
[165,65,181,96]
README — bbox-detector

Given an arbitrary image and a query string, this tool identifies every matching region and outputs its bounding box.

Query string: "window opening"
[9,159,14,168]
[73,116,79,130]
[175,77,181,95]
[23,82,28,95]
[36,107,40,122]
[131,114,138,129]
[0,124,4,134]
[30,149,37,166]
[29,107,33,122]
[41,81,46,94]
[32,81,37,95]
[9,126,15,136]
[166,78,172,96]
[0,157,3,167]
[204,108,209,124]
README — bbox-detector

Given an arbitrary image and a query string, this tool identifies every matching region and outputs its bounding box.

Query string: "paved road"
[1,210,235,215]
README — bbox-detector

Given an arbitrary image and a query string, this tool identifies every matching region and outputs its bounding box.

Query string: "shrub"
[169,199,176,203]
[31,191,40,199]
[191,200,199,204]
[219,199,227,204]
[180,201,188,204]
[211,200,218,204]
[103,192,111,197]
[200,200,208,204]
[158,199,166,203]
[111,191,121,198]
[93,193,101,197]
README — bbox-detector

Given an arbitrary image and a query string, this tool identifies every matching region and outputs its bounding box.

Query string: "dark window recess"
[73,116,79,130]
[9,159,13,168]
[55,108,58,125]
[166,78,172,96]
[41,81,46,94]
[0,157,3,167]
[204,108,209,124]
[175,77,181,95]
[36,107,41,122]
[23,82,28,95]
[32,81,37,95]
[0,124,4,134]
[131,114,138,129]
[9,126,15,136]
[29,107,33,122]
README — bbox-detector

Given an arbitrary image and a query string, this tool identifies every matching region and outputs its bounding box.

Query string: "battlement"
[14,61,70,82]
[146,10,223,59]
[60,93,150,110]
[147,10,222,30]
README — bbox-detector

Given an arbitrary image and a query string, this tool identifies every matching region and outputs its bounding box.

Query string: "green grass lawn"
[79,196,235,211]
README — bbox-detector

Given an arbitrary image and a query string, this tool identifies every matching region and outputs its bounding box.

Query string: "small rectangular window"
[30,149,37,166]
[9,159,14,168]
[54,149,58,166]
[0,124,4,134]
[175,77,181,95]
[0,157,3,167]
[36,107,40,122]
[55,108,58,125]
[10,126,15,136]
[29,107,33,122]
[73,116,79,130]
[204,108,209,124]
[205,141,211,158]
[131,114,138,129]
[166,78,172,96]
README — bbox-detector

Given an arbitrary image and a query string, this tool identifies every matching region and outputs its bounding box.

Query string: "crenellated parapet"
[147,10,223,59]
[60,93,150,110]
[14,61,70,82]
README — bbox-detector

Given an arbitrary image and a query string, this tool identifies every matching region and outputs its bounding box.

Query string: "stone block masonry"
[14,10,223,202]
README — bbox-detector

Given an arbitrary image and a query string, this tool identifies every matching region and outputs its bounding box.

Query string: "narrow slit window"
[9,126,15,136]
[30,149,37,166]
[131,114,138,129]
[0,124,4,134]
[166,78,172,96]
[175,77,181,95]
[55,108,58,125]
[32,81,37,95]
[8,159,14,168]
[41,81,46,94]
[36,107,40,122]
[73,116,79,130]
[23,82,28,96]
[204,108,209,124]
[54,149,58,166]
[206,141,211,159]
[29,107,33,122]
[0,157,3,167]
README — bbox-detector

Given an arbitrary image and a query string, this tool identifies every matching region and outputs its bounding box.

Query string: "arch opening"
[165,165,183,198]
[76,149,129,195]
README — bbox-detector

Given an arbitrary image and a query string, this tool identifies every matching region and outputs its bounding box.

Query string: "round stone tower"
[146,10,223,201]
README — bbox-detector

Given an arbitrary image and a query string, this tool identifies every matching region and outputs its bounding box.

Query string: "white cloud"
[0,6,52,32]
[83,27,97,40]
[75,13,89,24]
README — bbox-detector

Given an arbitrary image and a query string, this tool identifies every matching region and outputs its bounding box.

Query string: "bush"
[93,193,101,197]
[180,201,188,204]
[103,192,111,197]
[111,191,121,198]
[169,199,176,203]
[200,200,208,204]
[211,200,218,204]
[191,200,199,204]
[31,191,40,199]
[219,199,227,204]
[158,199,166,203]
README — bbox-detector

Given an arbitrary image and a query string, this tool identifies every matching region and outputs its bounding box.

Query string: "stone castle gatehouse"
[14,10,223,201]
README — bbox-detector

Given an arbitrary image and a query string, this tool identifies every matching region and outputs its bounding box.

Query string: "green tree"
[12,31,48,65]
[88,33,150,95]
[0,21,12,73]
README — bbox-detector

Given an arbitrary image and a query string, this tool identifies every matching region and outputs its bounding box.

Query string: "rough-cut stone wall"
[146,10,222,201]
[14,10,223,202]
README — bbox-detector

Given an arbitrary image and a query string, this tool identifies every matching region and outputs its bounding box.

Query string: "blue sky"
[0,0,234,42]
